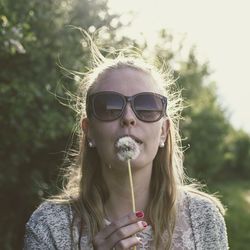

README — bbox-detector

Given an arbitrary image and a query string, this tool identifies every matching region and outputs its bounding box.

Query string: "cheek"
[150,123,162,142]
[93,125,113,146]
[144,124,162,154]
[91,123,117,158]
[91,120,116,139]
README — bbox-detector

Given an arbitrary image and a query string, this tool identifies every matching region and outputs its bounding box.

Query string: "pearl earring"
[159,141,165,148]
[89,141,94,148]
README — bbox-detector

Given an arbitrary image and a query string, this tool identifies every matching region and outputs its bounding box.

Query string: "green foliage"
[181,81,230,180]
[177,53,228,180]
[152,34,231,180]
[209,180,250,250]
[223,129,250,178]
[0,0,127,248]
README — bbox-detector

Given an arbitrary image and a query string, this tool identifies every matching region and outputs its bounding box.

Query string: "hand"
[92,210,147,250]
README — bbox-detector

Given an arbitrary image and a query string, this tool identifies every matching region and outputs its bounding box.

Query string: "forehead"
[91,68,160,95]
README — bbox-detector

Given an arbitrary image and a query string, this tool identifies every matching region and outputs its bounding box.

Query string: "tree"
[0,0,126,248]
[177,52,230,181]
[151,32,231,181]
[223,128,250,179]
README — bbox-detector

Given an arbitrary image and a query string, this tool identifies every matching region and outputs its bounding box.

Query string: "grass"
[208,180,250,250]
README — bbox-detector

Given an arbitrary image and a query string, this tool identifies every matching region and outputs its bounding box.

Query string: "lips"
[116,135,143,145]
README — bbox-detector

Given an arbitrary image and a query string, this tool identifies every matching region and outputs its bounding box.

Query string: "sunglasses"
[87,91,167,122]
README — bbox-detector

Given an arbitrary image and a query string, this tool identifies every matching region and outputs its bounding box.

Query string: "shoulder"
[24,201,74,249]
[182,190,229,249]
[184,190,224,218]
[27,200,73,229]
[27,201,73,230]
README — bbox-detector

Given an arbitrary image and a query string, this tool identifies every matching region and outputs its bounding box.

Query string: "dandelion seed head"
[115,136,140,161]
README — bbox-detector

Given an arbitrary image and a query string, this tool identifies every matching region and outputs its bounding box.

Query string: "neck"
[102,162,152,222]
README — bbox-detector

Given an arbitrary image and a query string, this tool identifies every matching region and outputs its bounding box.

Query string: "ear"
[82,117,96,147]
[81,117,89,136]
[160,118,170,143]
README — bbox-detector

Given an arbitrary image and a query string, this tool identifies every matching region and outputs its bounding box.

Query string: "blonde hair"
[50,32,225,249]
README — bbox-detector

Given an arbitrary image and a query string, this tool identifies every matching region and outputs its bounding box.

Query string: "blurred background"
[0,0,250,249]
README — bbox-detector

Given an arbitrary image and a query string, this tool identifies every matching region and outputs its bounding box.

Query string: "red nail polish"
[142,221,148,228]
[135,211,144,218]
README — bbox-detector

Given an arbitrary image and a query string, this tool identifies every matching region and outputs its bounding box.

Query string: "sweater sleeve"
[23,201,74,250]
[187,192,229,250]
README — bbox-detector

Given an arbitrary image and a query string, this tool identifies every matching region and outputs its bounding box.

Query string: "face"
[82,67,169,170]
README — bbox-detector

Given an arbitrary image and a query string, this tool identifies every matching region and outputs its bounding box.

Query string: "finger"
[105,221,147,249]
[111,220,147,245]
[115,236,142,250]
[99,210,145,239]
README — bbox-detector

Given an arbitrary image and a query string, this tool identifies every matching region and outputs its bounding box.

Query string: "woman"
[24,41,229,249]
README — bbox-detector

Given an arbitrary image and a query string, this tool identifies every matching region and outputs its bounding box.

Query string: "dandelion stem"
[128,159,136,212]
[127,159,137,250]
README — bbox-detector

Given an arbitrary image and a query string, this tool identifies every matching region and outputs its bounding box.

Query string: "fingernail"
[141,221,147,228]
[135,211,144,218]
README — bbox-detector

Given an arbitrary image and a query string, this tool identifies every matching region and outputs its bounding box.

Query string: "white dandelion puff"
[115,136,140,161]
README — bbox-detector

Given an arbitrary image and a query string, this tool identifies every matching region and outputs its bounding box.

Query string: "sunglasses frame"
[87,91,168,122]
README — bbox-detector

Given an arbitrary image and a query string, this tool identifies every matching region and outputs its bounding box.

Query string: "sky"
[108,0,250,134]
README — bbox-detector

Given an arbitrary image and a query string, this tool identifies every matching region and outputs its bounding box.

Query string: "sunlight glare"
[108,0,250,133]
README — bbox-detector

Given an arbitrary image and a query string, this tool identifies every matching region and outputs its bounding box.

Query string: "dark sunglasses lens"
[134,94,163,121]
[93,93,124,120]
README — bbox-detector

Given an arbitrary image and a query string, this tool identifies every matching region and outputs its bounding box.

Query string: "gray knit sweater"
[24,191,229,249]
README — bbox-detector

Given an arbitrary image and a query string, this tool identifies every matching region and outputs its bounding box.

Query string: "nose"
[120,103,136,127]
